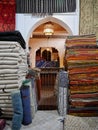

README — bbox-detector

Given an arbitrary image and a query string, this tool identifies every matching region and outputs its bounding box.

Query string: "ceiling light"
[43,22,54,36]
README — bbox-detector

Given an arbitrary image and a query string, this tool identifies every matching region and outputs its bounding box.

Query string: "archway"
[28,16,73,68]
[35,47,60,68]
[27,16,73,41]
[28,17,73,110]
[42,50,51,61]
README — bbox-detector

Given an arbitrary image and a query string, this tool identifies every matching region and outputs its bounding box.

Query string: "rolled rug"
[11,90,23,130]
[12,113,23,130]
[20,85,32,125]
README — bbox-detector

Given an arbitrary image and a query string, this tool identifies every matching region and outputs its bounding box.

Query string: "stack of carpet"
[65,34,98,116]
[0,31,28,119]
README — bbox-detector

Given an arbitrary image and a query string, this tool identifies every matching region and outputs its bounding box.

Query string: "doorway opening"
[37,68,59,110]
[28,17,72,111]
[36,47,60,68]
[35,48,59,110]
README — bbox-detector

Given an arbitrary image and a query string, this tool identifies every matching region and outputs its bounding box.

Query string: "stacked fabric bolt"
[0,31,28,119]
[65,34,98,116]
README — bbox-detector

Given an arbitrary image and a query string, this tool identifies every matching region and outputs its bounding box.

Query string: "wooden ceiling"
[31,21,69,38]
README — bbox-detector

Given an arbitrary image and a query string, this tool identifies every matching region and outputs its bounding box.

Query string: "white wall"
[15,0,79,67]
[15,0,79,44]
[16,13,79,39]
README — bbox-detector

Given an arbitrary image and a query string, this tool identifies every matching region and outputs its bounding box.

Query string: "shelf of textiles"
[65,34,98,116]
[0,31,28,119]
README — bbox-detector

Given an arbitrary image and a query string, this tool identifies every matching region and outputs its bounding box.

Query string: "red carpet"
[0,0,15,32]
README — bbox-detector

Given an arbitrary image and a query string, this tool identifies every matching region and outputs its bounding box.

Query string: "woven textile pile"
[65,34,98,116]
[0,31,28,118]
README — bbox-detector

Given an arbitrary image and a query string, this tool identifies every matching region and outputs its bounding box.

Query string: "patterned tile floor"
[4,110,98,130]
[65,115,98,130]
[5,110,63,130]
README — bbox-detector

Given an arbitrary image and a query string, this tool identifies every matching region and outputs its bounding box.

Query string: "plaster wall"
[29,38,65,67]
[16,12,79,45]
[15,0,79,67]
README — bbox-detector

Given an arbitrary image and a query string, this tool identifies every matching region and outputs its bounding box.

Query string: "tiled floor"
[4,110,98,130]
[65,115,98,130]
[5,110,63,130]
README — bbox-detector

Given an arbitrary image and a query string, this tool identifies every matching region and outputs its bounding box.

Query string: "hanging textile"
[58,70,69,116]
[16,0,76,14]
[0,0,16,32]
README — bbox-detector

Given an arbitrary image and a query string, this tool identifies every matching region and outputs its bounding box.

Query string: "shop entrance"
[38,68,59,110]
[35,47,59,110]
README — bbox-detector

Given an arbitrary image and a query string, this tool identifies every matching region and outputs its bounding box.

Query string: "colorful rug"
[70,85,98,94]
[0,0,15,32]
[65,34,98,116]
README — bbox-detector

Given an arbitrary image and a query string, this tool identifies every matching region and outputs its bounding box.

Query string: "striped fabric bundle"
[65,34,98,116]
[66,34,97,48]
[0,34,28,118]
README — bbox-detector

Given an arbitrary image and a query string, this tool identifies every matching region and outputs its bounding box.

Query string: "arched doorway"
[28,16,73,68]
[35,47,59,110]
[36,47,60,68]
[42,50,51,61]
[28,16,73,110]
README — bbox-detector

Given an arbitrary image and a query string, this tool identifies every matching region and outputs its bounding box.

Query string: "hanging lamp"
[43,22,54,36]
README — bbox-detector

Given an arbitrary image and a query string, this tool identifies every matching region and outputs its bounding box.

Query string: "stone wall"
[80,0,98,40]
